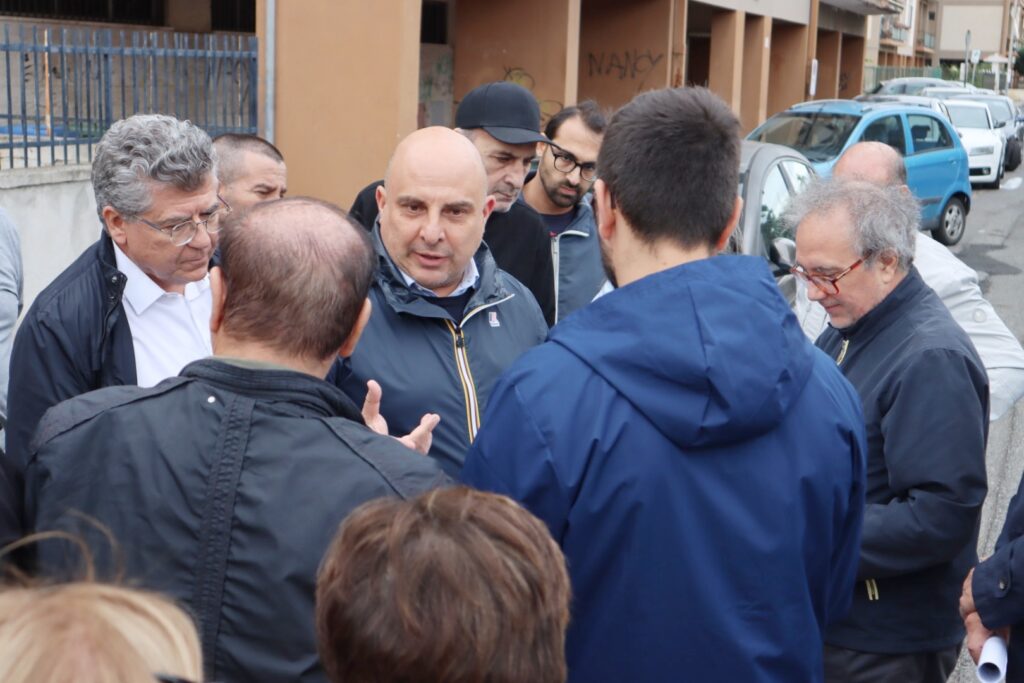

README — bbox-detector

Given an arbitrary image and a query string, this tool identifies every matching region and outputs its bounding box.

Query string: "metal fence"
[1,24,258,170]
[862,66,944,93]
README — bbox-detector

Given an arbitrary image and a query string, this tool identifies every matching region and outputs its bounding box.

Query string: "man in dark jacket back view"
[461,87,868,682]
[789,178,988,681]
[25,198,447,683]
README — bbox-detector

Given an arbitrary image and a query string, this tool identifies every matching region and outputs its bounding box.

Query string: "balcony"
[820,0,903,15]
[918,32,936,49]
[881,18,910,42]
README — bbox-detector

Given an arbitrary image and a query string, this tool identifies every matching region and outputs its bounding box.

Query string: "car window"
[781,160,813,193]
[748,113,860,162]
[947,105,991,129]
[987,101,1013,124]
[907,114,953,154]
[760,164,792,244]
[859,115,906,154]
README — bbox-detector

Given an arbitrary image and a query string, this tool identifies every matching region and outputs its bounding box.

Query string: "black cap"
[455,82,548,145]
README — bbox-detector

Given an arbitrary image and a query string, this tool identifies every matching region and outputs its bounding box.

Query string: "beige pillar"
[455,0,581,123]
[670,0,689,88]
[709,9,745,111]
[768,23,809,115]
[257,0,421,208]
[806,0,820,98]
[741,15,772,133]
[816,30,842,99]
[578,0,672,109]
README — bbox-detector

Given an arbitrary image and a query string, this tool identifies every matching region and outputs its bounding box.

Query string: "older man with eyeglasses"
[788,178,989,683]
[3,114,226,545]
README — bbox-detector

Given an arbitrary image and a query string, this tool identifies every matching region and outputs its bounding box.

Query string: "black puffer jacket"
[26,359,447,683]
[4,232,134,544]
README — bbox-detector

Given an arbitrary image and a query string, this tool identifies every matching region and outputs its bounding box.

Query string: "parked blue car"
[748,99,972,245]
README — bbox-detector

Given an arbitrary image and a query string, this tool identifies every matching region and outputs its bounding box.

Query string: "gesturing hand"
[361,380,440,455]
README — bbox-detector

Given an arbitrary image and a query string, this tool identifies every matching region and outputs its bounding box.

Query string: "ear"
[481,195,496,222]
[103,206,129,247]
[876,249,902,280]
[375,184,387,214]
[338,298,373,358]
[714,196,743,253]
[535,141,547,158]
[594,179,616,243]
[209,266,227,335]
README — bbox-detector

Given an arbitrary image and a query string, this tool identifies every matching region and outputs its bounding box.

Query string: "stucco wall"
[0,165,100,312]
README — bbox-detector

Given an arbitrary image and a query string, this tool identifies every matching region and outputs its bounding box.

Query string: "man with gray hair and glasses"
[788,178,989,682]
[4,113,226,543]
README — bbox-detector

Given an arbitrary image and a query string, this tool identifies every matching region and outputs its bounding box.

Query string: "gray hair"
[783,178,919,270]
[92,114,216,220]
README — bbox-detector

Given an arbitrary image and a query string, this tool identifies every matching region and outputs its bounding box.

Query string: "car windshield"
[986,101,1013,124]
[946,105,991,129]
[748,112,860,162]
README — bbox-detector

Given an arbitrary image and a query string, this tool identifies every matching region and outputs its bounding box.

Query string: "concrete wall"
[579,0,671,107]
[701,0,810,25]
[258,0,422,208]
[938,4,1004,54]
[454,0,581,122]
[0,166,100,310]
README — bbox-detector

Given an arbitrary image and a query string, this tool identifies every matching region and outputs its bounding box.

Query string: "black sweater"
[349,180,555,327]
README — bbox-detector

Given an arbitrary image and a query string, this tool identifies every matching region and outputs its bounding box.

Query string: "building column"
[257,0,421,208]
[816,30,842,98]
[768,23,810,115]
[670,0,689,88]
[741,14,772,132]
[455,0,581,122]
[709,9,745,111]
[839,34,866,97]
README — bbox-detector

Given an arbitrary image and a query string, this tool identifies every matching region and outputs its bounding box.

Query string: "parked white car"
[945,100,1004,188]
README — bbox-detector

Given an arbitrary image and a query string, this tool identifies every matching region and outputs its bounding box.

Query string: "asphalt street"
[942,168,1024,682]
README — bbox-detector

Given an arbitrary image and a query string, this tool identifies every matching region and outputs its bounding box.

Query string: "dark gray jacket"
[26,359,447,683]
[549,194,606,322]
[330,228,547,477]
[817,268,989,654]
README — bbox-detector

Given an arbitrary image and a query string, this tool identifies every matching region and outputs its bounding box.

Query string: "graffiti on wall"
[586,49,665,90]
[502,66,564,123]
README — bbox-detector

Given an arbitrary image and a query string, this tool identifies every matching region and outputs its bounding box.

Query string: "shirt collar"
[113,242,210,315]
[397,255,479,298]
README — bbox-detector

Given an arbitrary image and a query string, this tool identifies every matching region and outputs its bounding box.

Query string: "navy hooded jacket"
[462,255,867,683]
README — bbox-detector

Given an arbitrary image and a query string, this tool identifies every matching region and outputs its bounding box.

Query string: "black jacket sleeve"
[857,348,989,579]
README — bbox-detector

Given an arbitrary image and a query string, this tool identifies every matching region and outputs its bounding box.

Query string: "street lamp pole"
[965,30,972,86]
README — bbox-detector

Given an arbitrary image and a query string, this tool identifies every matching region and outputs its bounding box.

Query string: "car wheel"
[933,196,966,246]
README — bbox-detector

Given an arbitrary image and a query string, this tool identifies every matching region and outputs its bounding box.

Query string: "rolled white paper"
[977,635,1008,683]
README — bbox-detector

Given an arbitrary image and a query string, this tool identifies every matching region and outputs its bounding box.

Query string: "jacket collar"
[180,357,364,422]
[833,266,927,343]
[97,232,128,307]
[370,222,511,320]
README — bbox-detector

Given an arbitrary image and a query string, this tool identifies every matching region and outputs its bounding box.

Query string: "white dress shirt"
[794,232,1024,421]
[114,244,213,388]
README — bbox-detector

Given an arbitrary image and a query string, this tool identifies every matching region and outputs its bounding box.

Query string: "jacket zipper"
[443,295,515,442]
[549,229,589,322]
[834,338,874,599]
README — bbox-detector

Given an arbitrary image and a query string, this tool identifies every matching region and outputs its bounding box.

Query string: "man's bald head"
[383,126,488,200]
[833,142,908,187]
[377,126,495,297]
[213,134,288,211]
[217,197,375,361]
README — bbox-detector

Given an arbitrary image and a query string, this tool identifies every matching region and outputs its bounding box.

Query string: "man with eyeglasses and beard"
[789,177,988,682]
[4,114,226,546]
[523,101,607,322]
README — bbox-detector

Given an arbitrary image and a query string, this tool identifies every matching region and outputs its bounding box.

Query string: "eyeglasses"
[155,675,221,683]
[790,259,864,296]
[133,195,232,247]
[551,149,598,181]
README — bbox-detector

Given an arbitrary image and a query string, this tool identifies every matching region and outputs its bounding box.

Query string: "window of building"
[0,0,165,25]
[421,0,448,44]
[212,0,255,32]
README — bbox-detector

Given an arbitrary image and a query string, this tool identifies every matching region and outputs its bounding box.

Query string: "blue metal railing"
[1,24,258,169]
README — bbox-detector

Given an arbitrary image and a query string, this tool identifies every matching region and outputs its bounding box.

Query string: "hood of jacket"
[550,254,815,449]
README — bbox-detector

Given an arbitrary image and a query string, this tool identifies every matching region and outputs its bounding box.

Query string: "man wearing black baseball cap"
[348,81,555,326]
